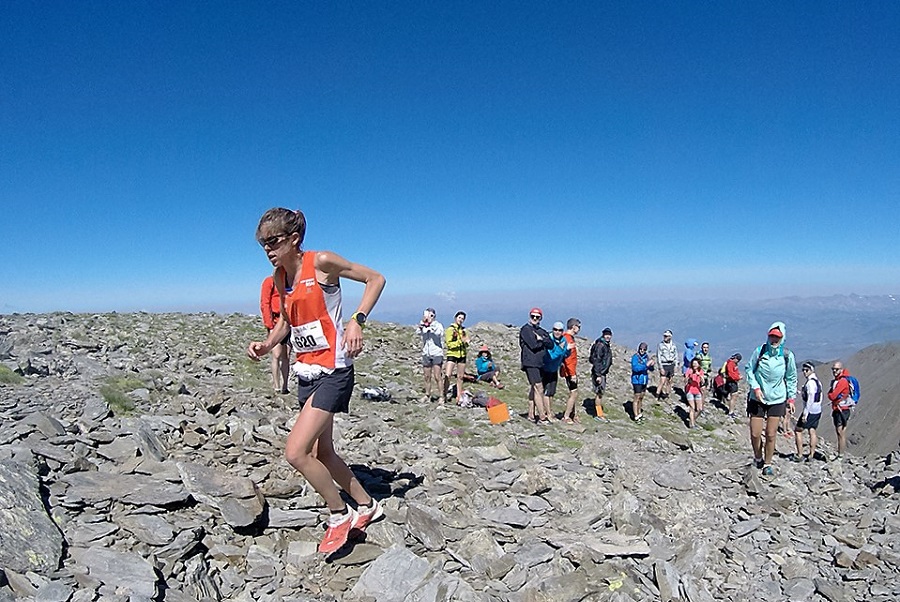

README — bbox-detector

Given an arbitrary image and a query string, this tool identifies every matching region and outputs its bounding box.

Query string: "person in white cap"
[656,330,678,400]
[540,321,570,422]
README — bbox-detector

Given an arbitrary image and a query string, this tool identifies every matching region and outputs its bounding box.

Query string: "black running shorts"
[298,366,354,414]
[746,397,786,419]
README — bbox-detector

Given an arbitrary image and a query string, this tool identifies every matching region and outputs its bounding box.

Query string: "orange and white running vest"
[282,251,350,369]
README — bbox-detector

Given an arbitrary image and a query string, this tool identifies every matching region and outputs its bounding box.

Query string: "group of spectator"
[261,294,860,478]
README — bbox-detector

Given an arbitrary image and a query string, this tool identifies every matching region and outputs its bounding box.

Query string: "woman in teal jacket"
[745,320,797,476]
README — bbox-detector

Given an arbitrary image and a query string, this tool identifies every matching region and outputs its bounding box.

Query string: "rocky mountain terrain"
[0,312,898,602]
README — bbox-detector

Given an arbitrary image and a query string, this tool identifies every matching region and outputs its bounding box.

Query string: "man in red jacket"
[827,361,854,459]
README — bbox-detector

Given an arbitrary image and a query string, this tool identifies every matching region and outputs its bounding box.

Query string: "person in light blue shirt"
[745,321,797,477]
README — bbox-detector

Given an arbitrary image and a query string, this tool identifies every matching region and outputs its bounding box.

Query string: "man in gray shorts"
[416,308,444,402]
[656,330,677,400]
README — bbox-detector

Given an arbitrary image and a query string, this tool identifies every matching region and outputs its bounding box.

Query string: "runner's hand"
[247,341,268,361]
[343,320,363,358]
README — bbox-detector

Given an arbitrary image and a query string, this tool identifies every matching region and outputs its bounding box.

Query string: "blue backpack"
[845,375,861,405]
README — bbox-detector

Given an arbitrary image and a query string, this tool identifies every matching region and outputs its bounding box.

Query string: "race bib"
[290,320,331,352]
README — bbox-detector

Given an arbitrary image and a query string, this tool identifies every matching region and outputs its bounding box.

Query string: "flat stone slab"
[59,470,190,506]
[352,545,432,602]
[68,547,158,598]
[176,461,265,527]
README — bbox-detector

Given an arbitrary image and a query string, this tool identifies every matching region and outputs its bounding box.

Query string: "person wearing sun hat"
[745,321,798,477]
[475,344,504,389]
[519,307,554,423]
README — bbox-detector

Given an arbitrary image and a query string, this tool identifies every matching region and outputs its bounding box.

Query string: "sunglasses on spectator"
[530,315,541,320]
[552,328,562,332]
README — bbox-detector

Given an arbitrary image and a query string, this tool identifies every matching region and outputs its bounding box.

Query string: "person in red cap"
[475,345,504,388]
[519,307,554,423]
[745,321,797,477]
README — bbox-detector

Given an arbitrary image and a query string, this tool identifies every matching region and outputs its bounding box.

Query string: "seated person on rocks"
[475,345,504,389]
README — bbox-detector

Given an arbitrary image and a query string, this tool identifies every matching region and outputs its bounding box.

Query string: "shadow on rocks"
[350,465,424,500]
[871,475,900,494]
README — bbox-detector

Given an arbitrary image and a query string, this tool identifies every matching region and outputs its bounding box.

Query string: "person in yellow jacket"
[444,311,469,405]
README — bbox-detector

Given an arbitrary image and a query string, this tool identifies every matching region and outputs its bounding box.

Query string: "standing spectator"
[656,330,678,399]
[630,342,655,422]
[827,361,855,460]
[561,318,582,424]
[415,308,444,402]
[444,311,469,404]
[684,357,705,428]
[260,275,291,393]
[541,322,570,422]
[793,361,822,462]
[697,342,713,389]
[713,353,743,417]
[682,338,699,375]
[519,308,553,423]
[475,345,504,389]
[589,327,614,422]
[745,322,798,476]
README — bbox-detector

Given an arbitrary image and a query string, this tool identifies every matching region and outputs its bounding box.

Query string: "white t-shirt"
[802,375,822,416]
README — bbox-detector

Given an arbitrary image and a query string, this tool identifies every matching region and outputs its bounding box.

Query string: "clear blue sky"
[2,1,898,314]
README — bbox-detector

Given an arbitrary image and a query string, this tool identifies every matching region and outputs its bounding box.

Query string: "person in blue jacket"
[682,338,699,375]
[475,345,504,389]
[745,321,798,477]
[630,342,655,422]
[540,321,570,422]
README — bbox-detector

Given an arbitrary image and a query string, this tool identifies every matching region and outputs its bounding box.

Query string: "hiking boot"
[352,499,384,532]
[754,457,764,469]
[594,416,610,423]
[728,412,737,419]
[761,465,774,476]
[789,453,801,463]
[802,455,811,463]
[318,507,358,554]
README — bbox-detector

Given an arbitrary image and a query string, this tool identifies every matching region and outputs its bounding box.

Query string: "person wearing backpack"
[712,353,742,417]
[792,362,822,462]
[745,321,798,477]
[827,361,856,459]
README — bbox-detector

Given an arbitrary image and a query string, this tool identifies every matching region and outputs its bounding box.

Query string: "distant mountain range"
[372,292,900,363]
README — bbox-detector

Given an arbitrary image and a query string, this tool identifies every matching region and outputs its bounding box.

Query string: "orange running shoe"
[318,507,358,554]
[352,499,384,532]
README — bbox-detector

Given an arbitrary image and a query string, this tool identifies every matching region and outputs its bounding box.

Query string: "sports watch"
[351,312,367,327]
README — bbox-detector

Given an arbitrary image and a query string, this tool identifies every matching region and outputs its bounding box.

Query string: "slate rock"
[60,471,190,507]
[0,458,64,574]
[405,503,447,551]
[176,461,265,527]
[352,545,432,602]
[69,547,157,598]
